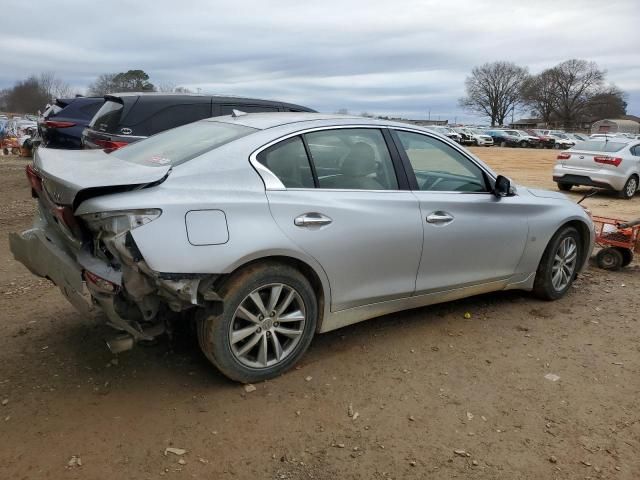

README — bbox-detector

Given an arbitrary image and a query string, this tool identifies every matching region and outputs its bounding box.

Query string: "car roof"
[106,92,315,111]
[203,112,434,131]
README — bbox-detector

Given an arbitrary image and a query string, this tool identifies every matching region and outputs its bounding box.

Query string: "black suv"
[81,93,316,150]
[38,97,104,149]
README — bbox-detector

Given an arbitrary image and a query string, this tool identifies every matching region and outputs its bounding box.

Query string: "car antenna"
[231,109,248,118]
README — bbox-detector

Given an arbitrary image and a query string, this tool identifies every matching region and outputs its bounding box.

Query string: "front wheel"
[557,182,573,192]
[619,175,638,199]
[197,263,317,383]
[533,226,581,300]
[519,140,528,148]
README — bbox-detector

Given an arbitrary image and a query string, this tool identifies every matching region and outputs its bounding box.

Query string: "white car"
[553,138,640,199]
[466,128,494,146]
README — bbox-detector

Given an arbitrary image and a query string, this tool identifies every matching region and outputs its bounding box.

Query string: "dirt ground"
[1,149,639,480]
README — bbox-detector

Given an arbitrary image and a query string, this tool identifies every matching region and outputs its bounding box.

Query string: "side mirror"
[493,175,511,198]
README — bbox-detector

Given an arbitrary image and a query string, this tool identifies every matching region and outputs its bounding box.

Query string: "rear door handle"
[294,212,333,228]
[426,211,454,224]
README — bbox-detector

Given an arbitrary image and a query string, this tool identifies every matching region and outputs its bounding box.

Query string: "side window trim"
[389,128,495,194]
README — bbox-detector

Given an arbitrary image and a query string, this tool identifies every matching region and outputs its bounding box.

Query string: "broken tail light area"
[94,139,129,153]
[594,156,622,167]
[83,270,120,295]
[80,209,162,237]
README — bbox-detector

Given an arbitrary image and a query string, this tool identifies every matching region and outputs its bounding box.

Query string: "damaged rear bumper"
[10,227,93,316]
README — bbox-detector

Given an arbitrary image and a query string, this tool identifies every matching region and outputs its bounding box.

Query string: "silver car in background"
[553,138,640,199]
[11,113,594,382]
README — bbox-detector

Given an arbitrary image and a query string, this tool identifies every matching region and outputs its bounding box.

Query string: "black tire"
[533,226,582,300]
[519,140,528,148]
[557,182,573,192]
[596,247,624,271]
[619,175,638,200]
[617,247,633,268]
[500,141,507,148]
[197,262,317,383]
[554,143,561,149]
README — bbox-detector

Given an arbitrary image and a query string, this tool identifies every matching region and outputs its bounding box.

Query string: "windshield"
[111,120,258,167]
[571,141,627,153]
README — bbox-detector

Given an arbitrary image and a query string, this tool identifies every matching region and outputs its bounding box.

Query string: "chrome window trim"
[248,124,497,194]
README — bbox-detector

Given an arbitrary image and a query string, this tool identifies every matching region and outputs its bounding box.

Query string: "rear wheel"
[533,226,581,300]
[619,175,638,199]
[500,141,507,148]
[519,140,528,148]
[557,182,573,192]
[596,247,624,270]
[197,263,317,383]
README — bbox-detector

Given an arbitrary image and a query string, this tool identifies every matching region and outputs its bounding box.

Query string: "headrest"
[342,143,376,176]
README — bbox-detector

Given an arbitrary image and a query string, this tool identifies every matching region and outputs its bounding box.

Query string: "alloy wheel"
[551,237,578,291]
[228,283,306,369]
[625,177,637,198]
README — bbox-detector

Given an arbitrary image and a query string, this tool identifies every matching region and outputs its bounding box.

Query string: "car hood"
[34,147,171,207]
[526,187,569,201]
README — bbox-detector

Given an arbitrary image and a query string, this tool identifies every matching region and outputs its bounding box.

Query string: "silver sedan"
[11,113,594,382]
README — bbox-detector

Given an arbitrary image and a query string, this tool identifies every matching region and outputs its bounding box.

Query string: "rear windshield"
[90,100,124,132]
[572,141,627,152]
[111,121,257,167]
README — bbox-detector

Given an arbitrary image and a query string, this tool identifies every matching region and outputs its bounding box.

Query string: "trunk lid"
[560,149,621,172]
[34,147,171,208]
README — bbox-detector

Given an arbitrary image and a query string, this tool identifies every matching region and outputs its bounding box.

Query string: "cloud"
[1,0,638,121]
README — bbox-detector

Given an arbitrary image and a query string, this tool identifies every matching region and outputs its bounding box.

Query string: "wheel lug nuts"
[266,331,271,336]
[258,315,264,320]
[270,311,275,317]
[274,322,279,327]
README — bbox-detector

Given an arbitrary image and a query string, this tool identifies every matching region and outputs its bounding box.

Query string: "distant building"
[510,118,542,129]
[591,118,640,134]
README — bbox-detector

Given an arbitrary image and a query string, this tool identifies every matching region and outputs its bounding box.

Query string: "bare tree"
[521,69,558,123]
[459,61,529,126]
[88,73,117,96]
[38,72,72,101]
[158,82,193,93]
[550,59,604,127]
[173,86,193,93]
[4,76,50,113]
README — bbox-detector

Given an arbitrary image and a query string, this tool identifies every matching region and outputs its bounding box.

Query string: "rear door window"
[90,100,124,133]
[305,129,398,190]
[147,103,212,135]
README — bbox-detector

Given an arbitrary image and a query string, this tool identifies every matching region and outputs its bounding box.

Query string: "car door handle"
[294,213,333,228]
[426,212,454,224]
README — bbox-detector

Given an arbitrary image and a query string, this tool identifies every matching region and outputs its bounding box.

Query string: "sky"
[1,0,638,123]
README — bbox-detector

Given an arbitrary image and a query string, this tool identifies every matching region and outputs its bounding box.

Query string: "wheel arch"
[215,254,330,332]
[557,219,592,271]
